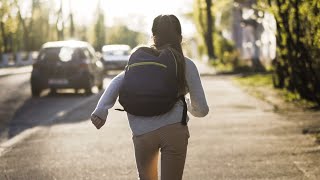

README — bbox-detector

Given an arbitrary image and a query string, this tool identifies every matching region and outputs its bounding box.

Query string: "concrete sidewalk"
[0,65,32,77]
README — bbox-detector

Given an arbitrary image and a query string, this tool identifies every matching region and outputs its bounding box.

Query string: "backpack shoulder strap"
[167,48,178,78]
[180,96,188,125]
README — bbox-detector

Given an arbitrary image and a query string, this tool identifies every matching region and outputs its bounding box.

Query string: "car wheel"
[85,76,93,95]
[85,87,93,95]
[50,88,57,95]
[97,80,103,90]
[31,86,41,97]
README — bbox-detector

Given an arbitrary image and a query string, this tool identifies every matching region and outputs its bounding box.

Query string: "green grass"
[210,60,233,73]
[210,60,257,74]
[234,74,273,87]
[234,73,317,109]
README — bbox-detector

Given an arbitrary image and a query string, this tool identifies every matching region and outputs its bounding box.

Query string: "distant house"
[232,0,276,66]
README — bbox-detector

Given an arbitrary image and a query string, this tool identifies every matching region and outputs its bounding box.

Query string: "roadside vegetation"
[234,73,317,111]
[192,0,320,108]
[193,0,320,106]
[0,0,147,54]
[192,0,320,143]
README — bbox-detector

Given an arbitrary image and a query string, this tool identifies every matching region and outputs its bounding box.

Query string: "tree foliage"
[106,25,146,49]
[0,0,20,53]
[257,0,320,105]
[0,0,146,56]
[94,2,106,51]
[0,0,53,51]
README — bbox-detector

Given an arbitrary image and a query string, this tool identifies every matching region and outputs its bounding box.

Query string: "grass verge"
[233,73,317,110]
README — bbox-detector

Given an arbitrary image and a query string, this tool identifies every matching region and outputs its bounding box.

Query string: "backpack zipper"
[127,62,167,69]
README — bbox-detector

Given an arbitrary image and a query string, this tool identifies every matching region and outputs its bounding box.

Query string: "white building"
[232,0,276,67]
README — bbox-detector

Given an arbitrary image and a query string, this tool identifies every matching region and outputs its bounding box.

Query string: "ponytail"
[152,15,187,95]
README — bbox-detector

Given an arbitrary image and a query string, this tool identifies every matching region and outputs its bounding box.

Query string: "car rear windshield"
[38,47,83,62]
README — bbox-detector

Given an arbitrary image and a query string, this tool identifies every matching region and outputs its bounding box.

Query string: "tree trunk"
[56,0,64,40]
[14,0,32,51]
[0,22,9,53]
[272,15,287,88]
[205,0,215,59]
[70,13,75,37]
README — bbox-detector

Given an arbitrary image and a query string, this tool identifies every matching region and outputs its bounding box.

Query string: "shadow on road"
[3,74,119,143]
[6,91,95,139]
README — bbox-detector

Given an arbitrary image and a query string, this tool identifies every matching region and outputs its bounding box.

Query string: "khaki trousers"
[132,123,190,180]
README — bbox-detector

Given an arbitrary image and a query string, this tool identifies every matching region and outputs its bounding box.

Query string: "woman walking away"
[91,14,209,180]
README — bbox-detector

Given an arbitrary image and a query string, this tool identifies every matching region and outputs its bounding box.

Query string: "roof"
[102,44,131,52]
[42,40,90,49]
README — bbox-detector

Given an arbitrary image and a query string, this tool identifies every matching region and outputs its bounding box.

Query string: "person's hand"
[185,97,191,108]
[91,114,106,129]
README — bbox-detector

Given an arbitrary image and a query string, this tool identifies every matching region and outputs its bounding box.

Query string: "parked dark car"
[31,40,104,96]
[101,44,131,72]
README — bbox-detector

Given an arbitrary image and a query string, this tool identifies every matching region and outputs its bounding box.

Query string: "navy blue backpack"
[118,47,187,125]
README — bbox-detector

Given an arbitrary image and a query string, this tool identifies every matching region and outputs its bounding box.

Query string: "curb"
[0,91,102,157]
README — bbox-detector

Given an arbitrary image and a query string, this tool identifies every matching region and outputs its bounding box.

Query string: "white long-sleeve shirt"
[92,57,209,136]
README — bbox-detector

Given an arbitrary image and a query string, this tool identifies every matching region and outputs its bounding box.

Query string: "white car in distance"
[101,44,131,72]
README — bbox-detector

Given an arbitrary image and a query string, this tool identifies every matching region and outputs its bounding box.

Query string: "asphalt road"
[0,73,31,132]
[0,74,319,180]
[0,72,104,145]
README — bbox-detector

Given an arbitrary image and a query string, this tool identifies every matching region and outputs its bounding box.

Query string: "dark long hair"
[151,14,187,95]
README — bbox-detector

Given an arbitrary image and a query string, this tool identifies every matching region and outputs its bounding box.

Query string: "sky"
[57,0,195,37]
